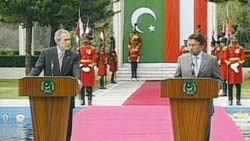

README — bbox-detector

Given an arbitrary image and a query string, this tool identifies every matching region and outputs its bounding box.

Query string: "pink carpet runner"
[72,106,244,141]
[72,81,245,141]
[124,81,169,105]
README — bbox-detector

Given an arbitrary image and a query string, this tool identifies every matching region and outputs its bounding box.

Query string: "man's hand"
[77,79,82,90]
[218,60,221,65]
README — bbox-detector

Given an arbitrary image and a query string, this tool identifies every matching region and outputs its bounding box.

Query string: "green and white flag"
[123,0,208,63]
[123,0,166,63]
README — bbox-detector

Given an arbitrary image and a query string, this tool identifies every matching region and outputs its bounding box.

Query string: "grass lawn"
[0,79,28,99]
[243,80,250,89]
[242,80,250,99]
[0,79,101,99]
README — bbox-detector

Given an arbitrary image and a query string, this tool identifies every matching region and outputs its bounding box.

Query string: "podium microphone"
[191,62,195,78]
[51,62,54,76]
[190,48,196,78]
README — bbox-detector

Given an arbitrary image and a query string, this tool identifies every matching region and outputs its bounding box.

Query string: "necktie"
[194,56,199,77]
[58,52,64,70]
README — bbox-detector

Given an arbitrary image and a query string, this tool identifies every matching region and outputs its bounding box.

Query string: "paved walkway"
[0,80,250,107]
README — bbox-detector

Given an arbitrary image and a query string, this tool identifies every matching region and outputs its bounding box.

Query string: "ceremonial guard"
[218,38,228,96]
[225,35,246,106]
[179,40,190,55]
[97,44,108,89]
[128,30,143,79]
[79,34,97,106]
[109,37,118,83]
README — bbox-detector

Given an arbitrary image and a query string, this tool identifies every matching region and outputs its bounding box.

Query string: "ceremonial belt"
[80,59,93,63]
[229,57,240,61]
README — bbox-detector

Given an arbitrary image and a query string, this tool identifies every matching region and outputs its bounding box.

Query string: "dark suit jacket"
[30,46,80,141]
[30,46,80,79]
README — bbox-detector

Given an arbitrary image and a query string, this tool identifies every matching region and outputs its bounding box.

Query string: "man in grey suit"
[175,33,222,141]
[31,29,81,141]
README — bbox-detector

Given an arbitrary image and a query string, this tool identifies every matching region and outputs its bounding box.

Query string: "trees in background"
[0,23,18,49]
[216,0,250,48]
[0,0,113,75]
[0,0,40,75]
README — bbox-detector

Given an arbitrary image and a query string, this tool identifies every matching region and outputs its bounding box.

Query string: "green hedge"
[0,53,249,67]
[244,54,250,67]
[0,50,41,56]
[0,55,39,67]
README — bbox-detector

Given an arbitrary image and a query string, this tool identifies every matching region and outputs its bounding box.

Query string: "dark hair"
[188,33,206,45]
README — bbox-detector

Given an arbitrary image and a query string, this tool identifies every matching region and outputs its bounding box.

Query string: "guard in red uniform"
[179,40,190,55]
[97,45,108,89]
[79,35,97,105]
[109,37,118,83]
[225,35,246,106]
[218,38,228,96]
[128,33,142,79]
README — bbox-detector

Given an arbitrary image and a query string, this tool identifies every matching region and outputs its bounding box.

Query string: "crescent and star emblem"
[131,7,157,33]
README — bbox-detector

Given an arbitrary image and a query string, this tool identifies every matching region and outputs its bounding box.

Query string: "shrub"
[0,55,39,67]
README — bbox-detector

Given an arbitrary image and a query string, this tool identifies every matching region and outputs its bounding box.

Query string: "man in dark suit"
[175,33,222,141]
[30,29,81,141]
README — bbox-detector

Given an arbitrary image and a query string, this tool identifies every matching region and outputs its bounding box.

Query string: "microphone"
[51,62,54,76]
[190,49,195,78]
[191,61,195,78]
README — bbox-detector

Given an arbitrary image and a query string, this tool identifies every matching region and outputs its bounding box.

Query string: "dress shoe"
[229,100,233,106]
[88,101,92,106]
[99,86,107,89]
[86,94,95,97]
[220,93,227,96]
[237,101,242,106]
[81,100,85,105]
[111,81,117,84]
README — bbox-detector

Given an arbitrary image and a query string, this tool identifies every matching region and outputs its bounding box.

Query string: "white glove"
[230,62,240,73]
[81,67,91,72]
[88,64,93,68]
[218,60,221,65]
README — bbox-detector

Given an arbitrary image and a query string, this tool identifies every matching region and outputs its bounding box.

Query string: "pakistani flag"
[123,0,166,63]
[123,0,209,63]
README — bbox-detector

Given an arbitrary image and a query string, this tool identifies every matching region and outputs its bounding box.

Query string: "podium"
[19,76,79,141]
[161,78,220,141]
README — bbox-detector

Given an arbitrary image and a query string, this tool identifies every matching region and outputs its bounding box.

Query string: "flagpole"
[78,7,81,49]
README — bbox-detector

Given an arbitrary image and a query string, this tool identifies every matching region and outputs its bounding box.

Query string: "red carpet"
[72,106,245,141]
[123,81,170,105]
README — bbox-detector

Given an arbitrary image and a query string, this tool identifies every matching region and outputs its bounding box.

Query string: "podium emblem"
[41,79,56,95]
[183,80,197,96]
